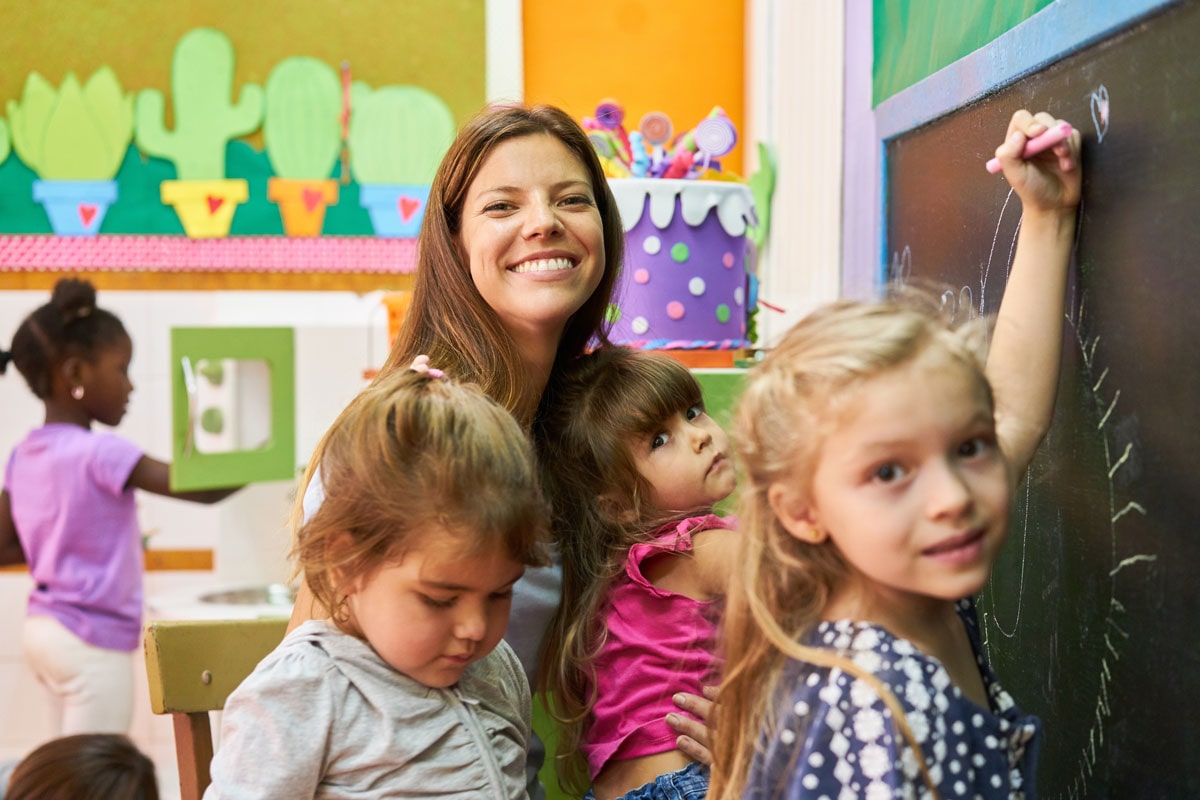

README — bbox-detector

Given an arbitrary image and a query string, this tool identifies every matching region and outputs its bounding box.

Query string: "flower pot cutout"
[359,184,430,238]
[267,177,339,237]
[160,179,249,239]
[32,180,118,236]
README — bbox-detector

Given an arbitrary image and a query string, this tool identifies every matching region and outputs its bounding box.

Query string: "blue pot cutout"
[359,184,430,238]
[32,180,118,236]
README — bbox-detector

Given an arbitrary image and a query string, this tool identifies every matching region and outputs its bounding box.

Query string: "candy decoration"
[694,116,737,171]
[595,98,632,163]
[639,111,673,146]
[628,131,651,177]
[588,131,616,158]
[639,111,673,174]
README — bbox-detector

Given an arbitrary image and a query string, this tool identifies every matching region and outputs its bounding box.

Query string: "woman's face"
[459,133,606,345]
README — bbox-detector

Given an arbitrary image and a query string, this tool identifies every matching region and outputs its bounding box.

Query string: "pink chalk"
[985,122,1073,173]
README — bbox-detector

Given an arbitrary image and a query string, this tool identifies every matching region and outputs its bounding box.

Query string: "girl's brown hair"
[7,733,158,800]
[710,292,991,799]
[293,369,550,635]
[532,345,705,794]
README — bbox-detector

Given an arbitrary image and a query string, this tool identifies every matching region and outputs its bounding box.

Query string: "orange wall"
[523,0,746,175]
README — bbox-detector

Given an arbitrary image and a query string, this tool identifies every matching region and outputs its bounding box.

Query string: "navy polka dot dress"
[745,599,1039,799]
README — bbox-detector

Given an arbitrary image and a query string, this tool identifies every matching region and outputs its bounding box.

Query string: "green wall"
[873,0,1054,105]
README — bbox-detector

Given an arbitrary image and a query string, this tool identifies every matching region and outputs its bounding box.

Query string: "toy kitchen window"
[170,327,295,491]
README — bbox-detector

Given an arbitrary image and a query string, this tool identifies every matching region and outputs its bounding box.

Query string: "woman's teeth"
[510,257,573,273]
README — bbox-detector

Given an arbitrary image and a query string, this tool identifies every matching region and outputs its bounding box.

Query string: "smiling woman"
[459,133,606,358]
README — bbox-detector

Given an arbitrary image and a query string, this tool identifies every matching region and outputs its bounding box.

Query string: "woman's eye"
[483,201,514,214]
[560,194,594,207]
[420,594,455,609]
[686,404,704,421]
[490,589,514,601]
[651,432,670,450]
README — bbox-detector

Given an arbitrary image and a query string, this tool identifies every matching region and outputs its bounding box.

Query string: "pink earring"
[71,385,85,400]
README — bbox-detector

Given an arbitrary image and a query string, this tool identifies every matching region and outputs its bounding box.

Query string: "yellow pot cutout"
[267,178,339,237]
[161,179,249,239]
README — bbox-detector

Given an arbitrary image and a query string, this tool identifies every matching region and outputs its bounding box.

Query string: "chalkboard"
[885,2,1199,796]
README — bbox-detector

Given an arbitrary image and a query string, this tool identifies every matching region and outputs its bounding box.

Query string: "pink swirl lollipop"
[639,111,673,146]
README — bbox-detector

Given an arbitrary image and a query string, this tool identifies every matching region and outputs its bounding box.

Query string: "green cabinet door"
[170,327,295,491]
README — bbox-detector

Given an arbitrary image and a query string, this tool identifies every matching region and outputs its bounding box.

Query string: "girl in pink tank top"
[534,346,741,800]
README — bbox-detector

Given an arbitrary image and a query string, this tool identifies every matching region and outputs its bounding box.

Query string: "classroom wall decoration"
[871,0,1053,106]
[880,1,1199,795]
[0,1,483,282]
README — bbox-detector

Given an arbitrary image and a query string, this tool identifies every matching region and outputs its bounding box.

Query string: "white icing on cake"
[609,178,758,237]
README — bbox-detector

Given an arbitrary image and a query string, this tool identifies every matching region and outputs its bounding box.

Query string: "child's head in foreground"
[295,368,550,688]
[712,290,1006,792]
[7,733,158,800]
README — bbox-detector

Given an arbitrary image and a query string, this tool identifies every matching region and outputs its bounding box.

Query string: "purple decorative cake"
[607,178,757,350]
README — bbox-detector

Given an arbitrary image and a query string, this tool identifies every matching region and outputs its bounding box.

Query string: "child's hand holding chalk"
[986,121,1074,173]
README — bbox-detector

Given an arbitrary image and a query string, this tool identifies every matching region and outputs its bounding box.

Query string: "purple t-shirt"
[5,423,145,651]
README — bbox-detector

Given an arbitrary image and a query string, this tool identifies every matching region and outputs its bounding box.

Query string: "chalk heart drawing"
[1090,84,1110,143]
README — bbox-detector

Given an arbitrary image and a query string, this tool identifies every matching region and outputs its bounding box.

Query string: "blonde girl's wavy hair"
[290,369,550,637]
[709,289,992,800]
[532,345,705,795]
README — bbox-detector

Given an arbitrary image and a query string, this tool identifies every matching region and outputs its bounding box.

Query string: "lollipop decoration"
[584,100,741,181]
[693,115,737,173]
[640,111,673,173]
[595,99,632,164]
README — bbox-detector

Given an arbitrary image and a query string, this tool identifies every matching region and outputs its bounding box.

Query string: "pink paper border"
[0,236,418,274]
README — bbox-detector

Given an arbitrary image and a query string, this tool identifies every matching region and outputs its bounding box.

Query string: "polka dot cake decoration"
[607,177,757,350]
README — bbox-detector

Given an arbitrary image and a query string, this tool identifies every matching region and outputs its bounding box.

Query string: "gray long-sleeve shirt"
[205,620,530,799]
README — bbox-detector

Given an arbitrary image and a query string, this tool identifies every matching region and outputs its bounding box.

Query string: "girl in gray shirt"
[206,368,551,799]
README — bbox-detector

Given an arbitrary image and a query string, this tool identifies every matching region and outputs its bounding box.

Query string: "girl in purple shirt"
[0,279,237,738]
[535,345,741,800]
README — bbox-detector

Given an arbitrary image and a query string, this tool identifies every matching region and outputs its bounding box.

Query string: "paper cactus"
[264,57,342,180]
[135,27,263,180]
[349,84,455,185]
[0,118,9,165]
[7,68,133,180]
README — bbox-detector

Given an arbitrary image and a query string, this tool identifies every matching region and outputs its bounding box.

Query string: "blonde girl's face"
[344,533,525,688]
[459,133,606,345]
[630,403,737,516]
[786,347,1010,611]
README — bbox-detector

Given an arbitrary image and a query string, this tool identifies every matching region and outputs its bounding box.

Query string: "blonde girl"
[206,369,550,798]
[536,345,739,800]
[710,110,1081,799]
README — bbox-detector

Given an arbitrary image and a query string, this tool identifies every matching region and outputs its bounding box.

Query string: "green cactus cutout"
[135,27,263,180]
[264,57,342,180]
[349,84,455,185]
[6,68,133,180]
[0,118,9,165]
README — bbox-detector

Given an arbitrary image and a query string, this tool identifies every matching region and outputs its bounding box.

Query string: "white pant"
[22,614,134,736]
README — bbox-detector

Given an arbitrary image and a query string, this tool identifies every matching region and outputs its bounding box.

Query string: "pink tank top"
[580,514,730,779]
